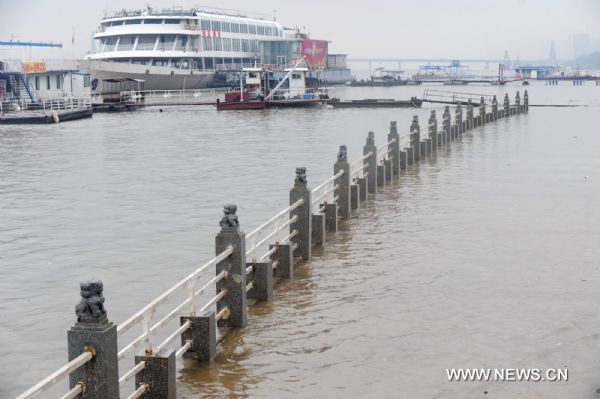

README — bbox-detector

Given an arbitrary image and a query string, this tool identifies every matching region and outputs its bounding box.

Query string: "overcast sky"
[1,0,599,60]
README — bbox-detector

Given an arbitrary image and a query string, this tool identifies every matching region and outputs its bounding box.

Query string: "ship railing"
[119,89,222,105]
[0,97,92,114]
[266,87,323,100]
[215,63,258,72]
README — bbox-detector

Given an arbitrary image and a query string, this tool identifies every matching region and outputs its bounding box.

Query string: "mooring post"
[180,310,216,362]
[479,97,486,125]
[68,280,119,399]
[215,205,247,328]
[290,167,312,261]
[455,103,463,136]
[135,350,176,399]
[523,90,528,113]
[334,145,351,220]
[515,91,521,114]
[442,105,451,143]
[410,115,420,162]
[503,93,510,117]
[388,121,400,176]
[428,110,438,151]
[363,132,377,194]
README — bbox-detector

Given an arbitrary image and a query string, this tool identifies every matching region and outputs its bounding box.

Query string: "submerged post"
[363,132,377,194]
[515,91,521,114]
[388,121,400,176]
[68,280,119,399]
[334,145,351,220]
[215,205,247,328]
[290,167,312,261]
[410,116,420,162]
[523,90,529,113]
[135,350,176,399]
[503,93,510,117]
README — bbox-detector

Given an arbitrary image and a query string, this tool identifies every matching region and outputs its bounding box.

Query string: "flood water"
[1,82,600,398]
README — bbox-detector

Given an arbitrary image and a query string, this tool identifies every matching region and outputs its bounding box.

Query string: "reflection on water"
[1,83,600,397]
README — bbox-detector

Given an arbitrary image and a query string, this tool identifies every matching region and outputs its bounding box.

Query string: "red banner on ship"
[301,39,328,67]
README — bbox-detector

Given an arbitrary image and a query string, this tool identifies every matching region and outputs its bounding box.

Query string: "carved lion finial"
[366,131,375,145]
[390,121,397,134]
[492,95,497,104]
[480,96,485,104]
[337,145,347,162]
[295,167,307,185]
[75,280,106,323]
[219,204,239,228]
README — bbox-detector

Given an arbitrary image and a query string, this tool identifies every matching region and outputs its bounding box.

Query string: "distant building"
[514,65,556,79]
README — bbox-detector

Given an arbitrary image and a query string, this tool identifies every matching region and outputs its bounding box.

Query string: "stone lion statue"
[76,280,106,322]
[219,204,239,228]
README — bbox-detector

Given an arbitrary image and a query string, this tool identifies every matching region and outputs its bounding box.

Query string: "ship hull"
[83,60,217,92]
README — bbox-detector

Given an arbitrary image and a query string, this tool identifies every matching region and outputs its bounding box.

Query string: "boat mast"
[264,57,305,101]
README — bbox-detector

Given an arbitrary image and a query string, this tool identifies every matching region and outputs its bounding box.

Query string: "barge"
[327,97,422,108]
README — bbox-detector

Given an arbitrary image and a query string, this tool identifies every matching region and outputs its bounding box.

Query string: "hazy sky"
[1,0,599,60]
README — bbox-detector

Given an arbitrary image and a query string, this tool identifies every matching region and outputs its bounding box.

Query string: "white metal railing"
[119,89,221,105]
[0,97,92,114]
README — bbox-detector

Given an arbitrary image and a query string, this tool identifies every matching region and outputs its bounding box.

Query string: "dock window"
[164,19,181,24]
[34,76,40,90]
[46,75,51,90]
[56,75,61,89]
[84,75,90,87]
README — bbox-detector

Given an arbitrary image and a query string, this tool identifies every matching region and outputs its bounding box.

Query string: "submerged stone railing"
[16,90,528,399]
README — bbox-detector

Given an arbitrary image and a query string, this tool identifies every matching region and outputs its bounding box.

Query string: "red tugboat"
[216,58,324,110]
[216,68,266,110]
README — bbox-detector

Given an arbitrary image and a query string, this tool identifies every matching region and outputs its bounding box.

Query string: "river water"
[1,82,599,398]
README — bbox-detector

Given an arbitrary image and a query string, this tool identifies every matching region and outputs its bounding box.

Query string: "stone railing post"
[442,105,451,143]
[479,97,486,125]
[388,121,400,176]
[503,93,510,117]
[334,145,351,220]
[363,132,377,194]
[409,115,420,161]
[523,90,529,113]
[492,95,498,120]
[290,167,312,261]
[455,103,463,136]
[215,205,247,328]
[428,110,438,151]
[515,91,521,114]
[466,99,474,130]
[68,280,119,399]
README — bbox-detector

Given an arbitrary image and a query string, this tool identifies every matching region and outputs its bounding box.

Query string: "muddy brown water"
[1,82,599,398]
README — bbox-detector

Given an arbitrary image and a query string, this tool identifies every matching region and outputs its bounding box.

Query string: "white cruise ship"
[84,7,284,91]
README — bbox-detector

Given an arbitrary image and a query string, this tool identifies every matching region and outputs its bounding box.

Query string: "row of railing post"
[18,90,529,399]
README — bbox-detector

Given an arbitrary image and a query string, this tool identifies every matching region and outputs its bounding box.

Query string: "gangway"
[421,89,495,106]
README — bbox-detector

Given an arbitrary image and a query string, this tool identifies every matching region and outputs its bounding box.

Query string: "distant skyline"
[1,0,599,60]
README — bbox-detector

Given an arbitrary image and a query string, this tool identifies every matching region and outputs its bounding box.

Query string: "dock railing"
[0,96,92,114]
[422,89,495,105]
[16,90,529,399]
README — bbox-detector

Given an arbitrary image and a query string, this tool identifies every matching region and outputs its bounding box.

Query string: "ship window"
[202,36,213,51]
[242,39,249,52]
[230,22,239,33]
[201,19,211,30]
[158,35,176,50]
[111,21,124,26]
[191,36,200,52]
[240,24,248,34]
[46,75,51,90]
[211,20,221,31]
[144,19,162,24]
[164,19,181,24]
[222,21,230,32]
[125,19,142,25]
[174,36,188,50]
[214,37,222,51]
[34,76,39,90]
[136,35,157,50]
[84,75,90,87]
[292,73,301,79]
[116,35,136,51]
[153,59,168,67]
[56,75,61,89]
[266,26,271,36]
[248,24,256,34]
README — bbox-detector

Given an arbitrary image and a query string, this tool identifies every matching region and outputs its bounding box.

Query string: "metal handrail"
[117,245,233,336]
[16,351,93,399]
[311,170,343,196]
